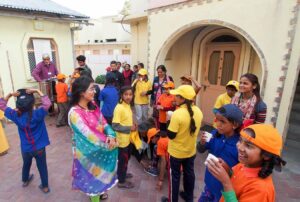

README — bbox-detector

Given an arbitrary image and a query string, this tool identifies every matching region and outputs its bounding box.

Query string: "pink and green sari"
[68,104,118,196]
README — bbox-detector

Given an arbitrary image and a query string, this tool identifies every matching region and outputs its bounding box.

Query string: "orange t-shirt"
[55,82,68,103]
[220,163,275,202]
[157,137,169,157]
[157,94,175,123]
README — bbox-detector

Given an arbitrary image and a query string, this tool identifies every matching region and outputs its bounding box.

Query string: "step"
[285,139,300,149]
[288,123,300,133]
[287,124,300,140]
[294,94,300,102]
[289,111,300,123]
[296,87,300,94]
[291,102,300,112]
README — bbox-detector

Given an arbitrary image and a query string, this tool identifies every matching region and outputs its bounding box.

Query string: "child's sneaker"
[144,167,159,177]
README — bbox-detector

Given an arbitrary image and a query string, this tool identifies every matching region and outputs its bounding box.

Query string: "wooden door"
[200,44,241,124]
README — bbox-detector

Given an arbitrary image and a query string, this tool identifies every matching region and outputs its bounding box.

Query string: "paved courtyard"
[0,117,299,202]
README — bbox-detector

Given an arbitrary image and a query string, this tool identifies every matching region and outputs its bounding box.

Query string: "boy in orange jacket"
[55,73,69,127]
[156,81,176,131]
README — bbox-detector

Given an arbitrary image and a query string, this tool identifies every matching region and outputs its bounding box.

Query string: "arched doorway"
[155,24,264,125]
[200,35,241,124]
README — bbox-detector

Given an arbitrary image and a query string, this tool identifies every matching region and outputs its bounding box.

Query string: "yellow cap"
[170,85,195,100]
[240,124,283,156]
[226,80,239,91]
[57,73,66,80]
[163,81,175,89]
[138,69,148,76]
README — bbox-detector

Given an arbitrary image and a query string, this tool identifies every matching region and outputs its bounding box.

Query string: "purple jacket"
[32,61,58,82]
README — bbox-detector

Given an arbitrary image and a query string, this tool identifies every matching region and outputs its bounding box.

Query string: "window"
[208,51,221,85]
[221,51,235,86]
[93,50,100,55]
[27,38,59,73]
[108,49,113,55]
[122,49,130,55]
[211,35,240,43]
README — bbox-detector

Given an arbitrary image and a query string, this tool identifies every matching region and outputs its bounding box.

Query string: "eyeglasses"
[87,87,96,93]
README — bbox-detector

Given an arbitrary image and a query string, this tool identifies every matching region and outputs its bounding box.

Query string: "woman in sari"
[68,76,118,202]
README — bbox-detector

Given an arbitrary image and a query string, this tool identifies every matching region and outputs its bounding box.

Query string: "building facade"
[74,16,131,76]
[0,0,88,106]
[120,0,300,145]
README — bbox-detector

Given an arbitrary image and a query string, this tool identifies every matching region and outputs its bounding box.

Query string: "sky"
[52,0,126,18]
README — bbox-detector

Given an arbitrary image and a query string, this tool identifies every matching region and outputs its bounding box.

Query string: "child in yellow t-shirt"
[132,69,152,124]
[112,86,136,189]
[0,110,9,155]
[213,80,239,127]
[161,85,203,202]
[214,80,239,112]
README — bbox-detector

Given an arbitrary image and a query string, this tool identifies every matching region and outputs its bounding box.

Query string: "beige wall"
[74,16,131,44]
[0,15,75,107]
[146,0,296,135]
[130,19,148,67]
[164,28,202,87]
[277,9,300,139]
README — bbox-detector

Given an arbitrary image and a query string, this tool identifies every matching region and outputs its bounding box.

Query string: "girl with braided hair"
[161,85,203,202]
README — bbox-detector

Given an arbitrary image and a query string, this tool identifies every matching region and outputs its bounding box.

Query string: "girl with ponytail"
[161,85,203,202]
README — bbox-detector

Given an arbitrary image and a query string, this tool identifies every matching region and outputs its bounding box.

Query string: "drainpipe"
[70,24,83,67]
[6,51,15,92]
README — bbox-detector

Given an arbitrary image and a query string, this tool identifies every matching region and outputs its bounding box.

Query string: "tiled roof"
[0,0,89,19]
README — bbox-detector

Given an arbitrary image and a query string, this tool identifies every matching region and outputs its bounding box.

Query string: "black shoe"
[22,174,34,187]
[161,196,169,202]
[180,191,188,201]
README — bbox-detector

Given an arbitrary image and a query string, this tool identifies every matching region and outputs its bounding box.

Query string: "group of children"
[0,60,287,202]
[104,64,286,202]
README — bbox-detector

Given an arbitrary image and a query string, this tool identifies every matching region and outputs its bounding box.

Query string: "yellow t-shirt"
[167,104,203,158]
[134,80,152,105]
[112,102,133,148]
[214,92,231,109]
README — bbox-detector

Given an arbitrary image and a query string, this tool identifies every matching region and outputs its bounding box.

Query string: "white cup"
[166,111,174,121]
[204,153,219,165]
[204,131,213,142]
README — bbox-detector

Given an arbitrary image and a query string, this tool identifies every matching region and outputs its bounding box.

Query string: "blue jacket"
[204,130,239,200]
[4,107,50,153]
[99,85,119,118]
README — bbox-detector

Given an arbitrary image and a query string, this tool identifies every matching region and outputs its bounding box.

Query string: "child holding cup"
[197,104,243,202]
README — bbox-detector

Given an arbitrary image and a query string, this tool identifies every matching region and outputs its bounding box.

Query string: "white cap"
[42,53,50,59]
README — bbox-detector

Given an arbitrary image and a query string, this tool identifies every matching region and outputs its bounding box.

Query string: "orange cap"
[57,73,66,80]
[163,81,175,89]
[240,124,283,156]
[147,128,160,143]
